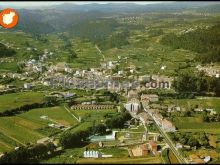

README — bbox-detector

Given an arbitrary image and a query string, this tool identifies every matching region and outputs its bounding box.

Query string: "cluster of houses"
[129,140,159,157]
[196,65,220,78]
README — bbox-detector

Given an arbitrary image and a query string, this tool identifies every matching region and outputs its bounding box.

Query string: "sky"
[0,1,166,8]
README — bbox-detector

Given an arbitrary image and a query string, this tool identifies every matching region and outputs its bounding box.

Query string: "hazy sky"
[0,1,166,7]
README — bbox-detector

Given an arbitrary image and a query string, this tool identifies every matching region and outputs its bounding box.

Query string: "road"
[63,104,80,122]
[95,44,105,61]
[143,107,189,164]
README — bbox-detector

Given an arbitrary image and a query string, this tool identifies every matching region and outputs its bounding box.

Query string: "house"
[194,108,203,112]
[83,151,102,158]
[206,108,217,115]
[128,90,139,100]
[148,140,158,155]
[37,137,51,144]
[141,94,159,102]
[63,92,75,99]
[54,62,68,72]
[118,70,124,75]
[204,156,211,163]
[24,83,32,89]
[130,144,148,157]
[176,143,183,149]
[161,119,176,132]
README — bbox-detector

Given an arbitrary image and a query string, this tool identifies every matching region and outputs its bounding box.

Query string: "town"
[0,1,220,164]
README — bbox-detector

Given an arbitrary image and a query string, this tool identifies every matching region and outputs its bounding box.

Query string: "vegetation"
[174,70,220,96]
[0,43,16,58]
[0,142,56,164]
[161,24,220,63]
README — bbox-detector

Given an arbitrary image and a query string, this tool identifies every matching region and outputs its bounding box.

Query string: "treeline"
[60,111,131,148]
[0,102,46,117]
[0,142,56,164]
[0,43,16,58]
[161,24,220,63]
[169,132,210,148]
[0,96,59,117]
[174,70,220,96]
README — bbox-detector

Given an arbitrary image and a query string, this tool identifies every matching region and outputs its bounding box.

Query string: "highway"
[143,106,189,164]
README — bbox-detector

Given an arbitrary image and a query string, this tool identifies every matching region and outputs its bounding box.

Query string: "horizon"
[0,1,167,8]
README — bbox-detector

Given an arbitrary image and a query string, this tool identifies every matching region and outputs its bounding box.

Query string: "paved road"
[143,107,189,164]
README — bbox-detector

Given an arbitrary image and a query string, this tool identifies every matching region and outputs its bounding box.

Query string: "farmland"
[0,106,79,152]
[0,92,45,113]
[173,117,220,134]
[76,156,163,164]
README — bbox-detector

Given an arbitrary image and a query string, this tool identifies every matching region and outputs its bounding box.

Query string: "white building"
[83,151,102,158]
[125,102,140,114]
[24,83,32,89]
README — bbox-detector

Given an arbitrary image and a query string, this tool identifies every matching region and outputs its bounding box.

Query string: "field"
[163,97,220,133]
[173,117,220,134]
[0,91,45,113]
[72,109,117,123]
[164,97,220,112]
[76,156,163,164]
[0,106,78,152]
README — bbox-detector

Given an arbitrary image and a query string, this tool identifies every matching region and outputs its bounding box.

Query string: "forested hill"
[0,43,16,58]
[160,24,220,63]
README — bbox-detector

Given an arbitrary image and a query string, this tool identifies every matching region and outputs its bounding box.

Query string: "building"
[83,151,102,158]
[125,102,140,114]
[148,140,158,155]
[137,112,152,124]
[141,94,159,102]
[127,90,139,100]
[129,144,148,157]
[161,119,176,132]
[24,83,32,89]
[63,92,75,99]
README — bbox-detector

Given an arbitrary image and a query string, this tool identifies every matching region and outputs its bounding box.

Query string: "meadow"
[0,92,45,113]
[0,106,79,152]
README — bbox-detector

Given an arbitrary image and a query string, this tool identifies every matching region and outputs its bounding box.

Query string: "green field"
[164,97,220,112]
[76,156,163,164]
[0,92,45,113]
[173,117,220,134]
[0,106,79,152]
[73,109,117,123]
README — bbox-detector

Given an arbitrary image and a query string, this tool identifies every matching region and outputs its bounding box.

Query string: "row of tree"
[169,132,210,148]
[0,142,56,164]
[173,70,220,96]
[0,96,59,117]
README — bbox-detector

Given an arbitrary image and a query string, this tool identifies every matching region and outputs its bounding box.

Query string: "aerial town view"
[0,1,220,164]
